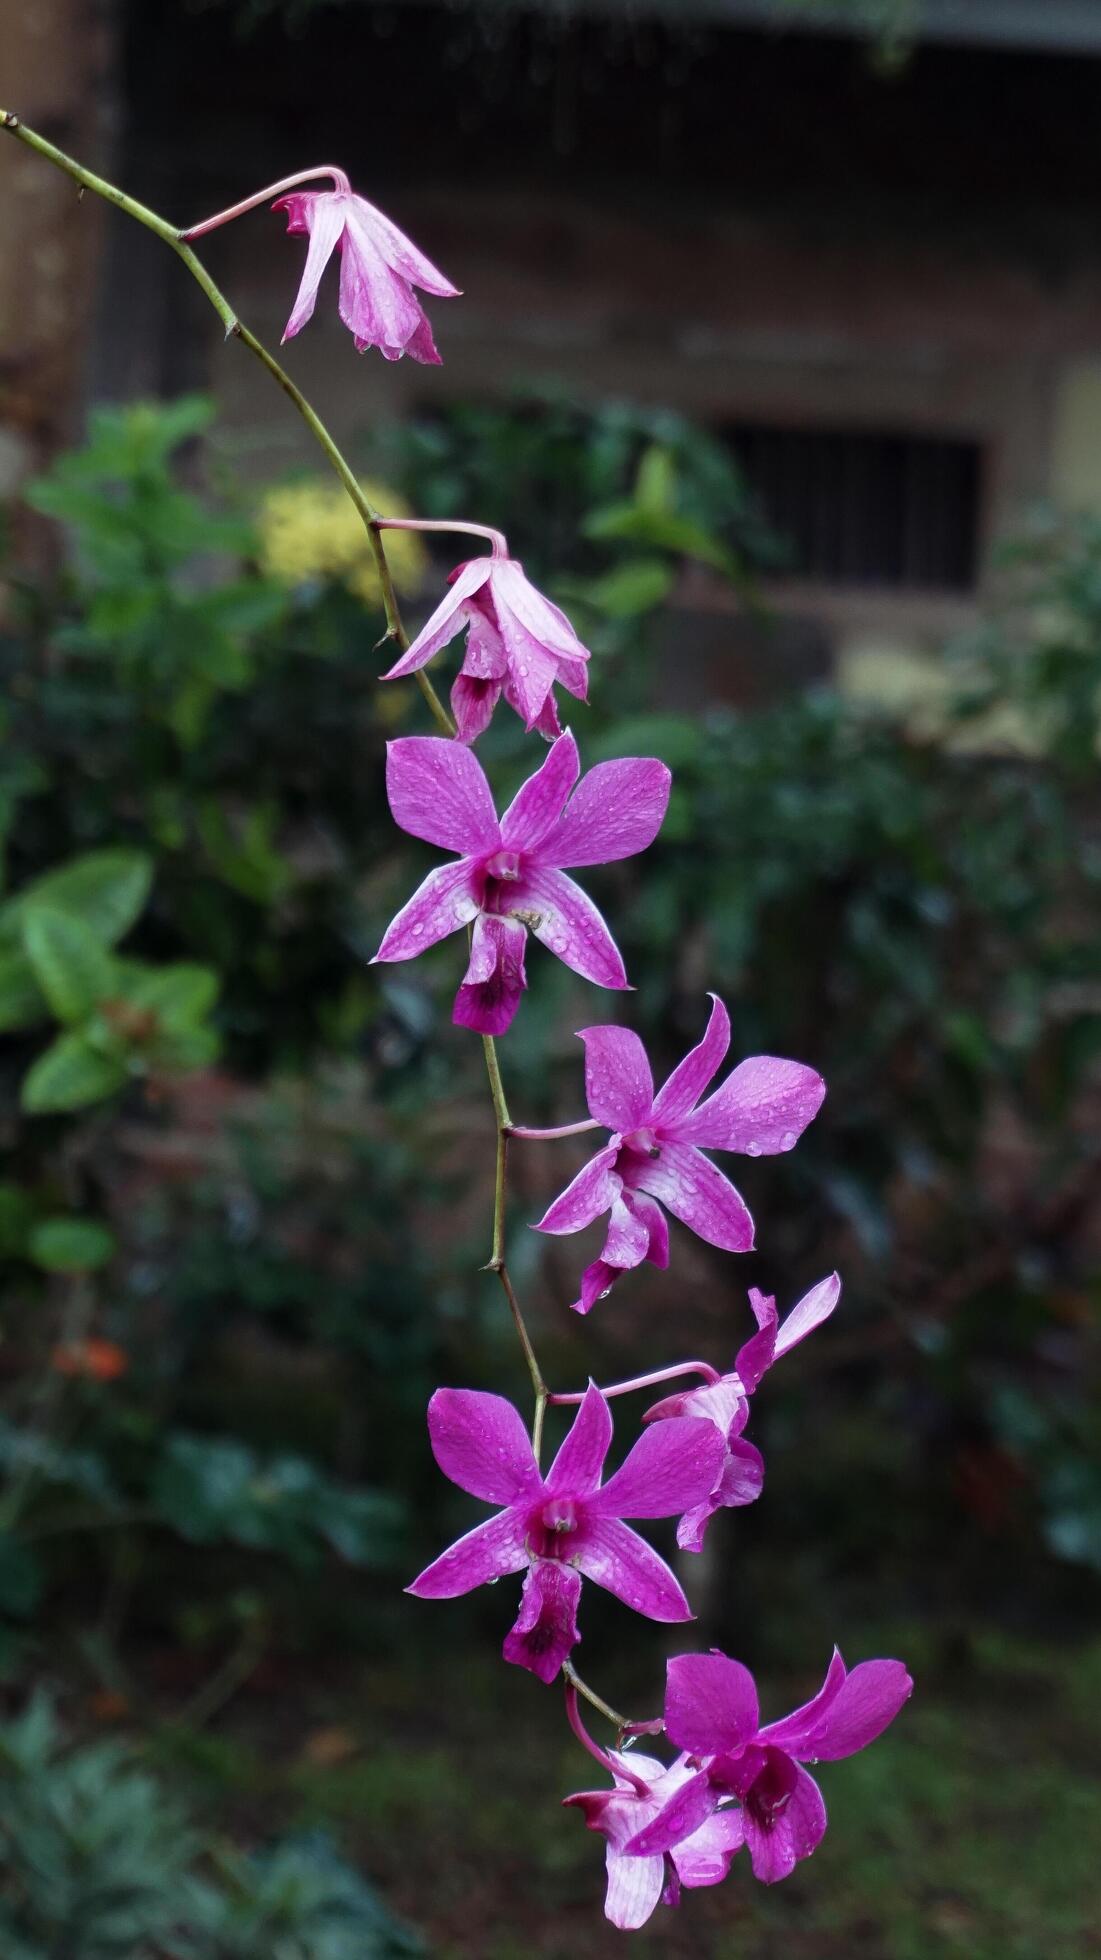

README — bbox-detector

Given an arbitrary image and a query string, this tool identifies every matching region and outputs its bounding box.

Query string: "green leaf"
[566,559,675,619]
[21,1034,129,1114]
[0,1185,34,1260]
[27,1217,117,1274]
[635,443,676,515]
[115,963,220,1027]
[0,951,46,1032]
[0,850,153,949]
[21,909,115,1024]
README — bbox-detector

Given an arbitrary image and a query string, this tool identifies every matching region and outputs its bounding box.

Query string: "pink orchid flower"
[627,1649,913,1884]
[565,1749,743,1930]
[406,1384,724,1683]
[274,175,459,362]
[381,554,590,744]
[534,995,826,1311]
[643,1274,841,1550]
[372,730,670,1035]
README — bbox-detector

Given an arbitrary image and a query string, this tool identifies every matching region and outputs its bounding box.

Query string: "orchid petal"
[735,1289,779,1394]
[535,1142,621,1236]
[546,1381,612,1495]
[384,736,499,854]
[672,1807,745,1889]
[741,1762,827,1883]
[777,1658,913,1762]
[277,192,345,341]
[593,1417,724,1521]
[755,1649,848,1756]
[573,1259,620,1315]
[373,860,478,963]
[450,673,502,746]
[425,1387,538,1505]
[651,994,731,1129]
[406,1509,528,1599]
[338,214,426,357]
[500,731,579,852]
[573,1517,693,1622]
[514,867,628,989]
[349,192,460,296]
[453,914,527,1035]
[636,1141,754,1252]
[644,1379,747,1435]
[577,1025,654,1132]
[381,560,493,679]
[490,559,591,663]
[775,1272,842,1360]
[542,758,671,869]
[664,1652,760,1757]
[625,1769,717,1857]
[603,1845,666,1931]
[501,1559,582,1683]
[496,617,562,728]
[630,1189,669,1266]
[678,1055,826,1154]
[602,1193,651,1270]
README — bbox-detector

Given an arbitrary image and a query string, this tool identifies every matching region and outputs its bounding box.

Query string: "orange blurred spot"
[51,1338,130,1381]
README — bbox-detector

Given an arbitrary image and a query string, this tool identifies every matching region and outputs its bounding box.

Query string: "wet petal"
[385,736,499,853]
[577,1025,654,1131]
[426,1386,539,1504]
[502,1559,581,1683]
[500,731,579,852]
[406,1509,528,1598]
[450,672,502,746]
[664,1652,760,1757]
[338,214,426,356]
[382,560,493,679]
[593,1417,724,1521]
[276,191,346,341]
[625,1769,717,1857]
[775,1272,842,1360]
[489,559,591,662]
[672,1806,745,1889]
[535,1142,621,1236]
[735,1288,779,1394]
[546,1381,612,1496]
[573,1517,692,1621]
[542,758,671,869]
[679,1056,826,1155]
[453,914,528,1035]
[603,1844,666,1930]
[348,191,460,296]
[741,1762,827,1883]
[776,1658,913,1762]
[651,994,730,1130]
[513,867,628,989]
[372,859,478,963]
[636,1141,754,1253]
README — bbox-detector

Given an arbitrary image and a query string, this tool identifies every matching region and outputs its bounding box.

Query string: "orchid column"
[0,104,911,1934]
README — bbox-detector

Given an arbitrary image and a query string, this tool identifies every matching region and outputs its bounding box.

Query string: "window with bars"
[726,422,983,593]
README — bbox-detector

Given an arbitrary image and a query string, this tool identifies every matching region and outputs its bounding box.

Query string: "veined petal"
[514,867,628,989]
[578,1025,654,1132]
[678,1056,826,1155]
[756,1649,847,1756]
[406,1508,527,1599]
[453,914,527,1035]
[545,1381,612,1495]
[603,1844,666,1931]
[450,673,501,746]
[778,1658,913,1762]
[426,1387,538,1504]
[573,1517,693,1622]
[381,560,493,679]
[535,1142,621,1236]
[349,192,460,296]
[338,216,426,357]
[741,1762,827,1883]
[651,994,730,1130]
[664,1652,760,1757]
[643,1379,747,1435]
[500,731,580,853]
[602,1192,651,1269]
[502,1559,581,1683]
[372,860,477,963]
[385,736,499,853]
[775,1272,842,1360]
[542,758,671,869]
[625,1769,717,1857]
[573,1258,621,1316]
[593,1417,724,1521]
[735,1289,779,1394]
[630,1189,669,1266]
[276,191,346,341]
[489,559,591,663]
[671,1807,745,1889]
[636,1141,754,1253]
[497,618,562,729]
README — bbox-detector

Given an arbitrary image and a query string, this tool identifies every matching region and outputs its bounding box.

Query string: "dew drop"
[411,923,424,937]
[779,1130,797,1152]
[745,1140,762,1158]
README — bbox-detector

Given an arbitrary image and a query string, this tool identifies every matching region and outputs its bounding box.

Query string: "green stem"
[0,108,453,737]
[561,1660,629,1739]
[481,1034,548,1458]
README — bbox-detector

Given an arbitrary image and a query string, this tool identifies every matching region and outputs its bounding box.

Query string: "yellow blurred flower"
[257,477,427,605]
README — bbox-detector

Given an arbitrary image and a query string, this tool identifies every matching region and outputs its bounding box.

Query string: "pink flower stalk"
[534,995,826,1312]
[274,174,459,362]
[381,552,591,744]
[643,1273,841,1550]
[372,731,670,1034]
[627,1649,913,1883]
[406,1384,724,1682]
[564,1749,742,1930]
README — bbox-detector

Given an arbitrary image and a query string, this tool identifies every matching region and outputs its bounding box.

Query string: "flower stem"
[548,1359,722,1406]
[376,516,509,559]
[480,1034,548,1459]
[0,110,453,738]
[181,166,351,239]
[562,1661,632,1745]
[507,1118,601,1142]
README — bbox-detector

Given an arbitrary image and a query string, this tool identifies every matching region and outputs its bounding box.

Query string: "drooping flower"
[643,1274,841,1549]
[372,731,670,1035]
[564,1749,743,1930]
[534,995,826,1311]
[381,554,591,743]
[627,1649,913,1884]
[406,1384,723,1682]
[274,178,459,362]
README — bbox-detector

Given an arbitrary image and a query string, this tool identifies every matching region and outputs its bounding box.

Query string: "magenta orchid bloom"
[372,730,670,1035]
[644,1273,841,1550]
[381,555,591,744]
[565,1749,743,1930]
[274,177,458,362]
[406,1384,723,1683]
[534,995,826,1312]
[627,1649,913,1883]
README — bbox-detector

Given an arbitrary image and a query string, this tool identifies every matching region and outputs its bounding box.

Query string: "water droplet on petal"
[411,923,424,937]
[745,1140,762,1158]
[780,1130,797,1152]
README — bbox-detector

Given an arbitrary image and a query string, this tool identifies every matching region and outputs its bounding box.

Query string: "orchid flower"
[372,730,670,1034]
[533,995,825,1311]
[275,176,459,362]
[627,1649,913,1883]
[381,553,591,743]
[643,1274,841,1549]
[564,1749,742,1930]
[406,1384,723,1682]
